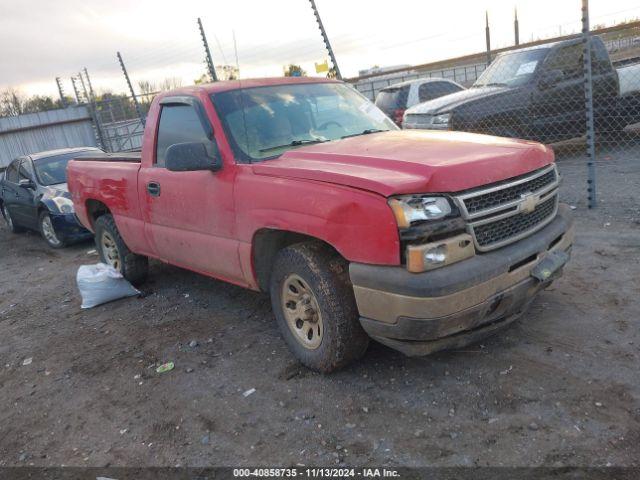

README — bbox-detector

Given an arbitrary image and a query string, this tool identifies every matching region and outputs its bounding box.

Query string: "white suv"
[374,78,464,126]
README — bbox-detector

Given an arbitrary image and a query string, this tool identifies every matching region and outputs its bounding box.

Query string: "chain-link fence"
[368,13,640,209]
[27,1,640,207]
[90,94,150,152]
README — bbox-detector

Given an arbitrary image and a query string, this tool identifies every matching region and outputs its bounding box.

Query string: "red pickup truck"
[68,77,574,372]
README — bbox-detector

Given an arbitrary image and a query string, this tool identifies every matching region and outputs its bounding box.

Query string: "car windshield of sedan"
[34,153,77,186]
[212,82,398,162]
[473,48,549,88]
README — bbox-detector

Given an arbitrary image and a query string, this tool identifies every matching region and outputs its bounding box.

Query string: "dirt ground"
[0,146,639,468]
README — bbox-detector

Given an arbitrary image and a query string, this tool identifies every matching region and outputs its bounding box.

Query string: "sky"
[1,0,640,98]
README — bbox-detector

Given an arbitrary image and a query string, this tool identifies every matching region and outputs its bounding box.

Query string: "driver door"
[138,95,243,283]
[531,44,585,141]
[15,159,39,228]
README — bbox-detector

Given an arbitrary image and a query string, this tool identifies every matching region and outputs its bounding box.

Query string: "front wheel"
[94,214,148,284]
[39,211,66,248]
[270,242,369,373]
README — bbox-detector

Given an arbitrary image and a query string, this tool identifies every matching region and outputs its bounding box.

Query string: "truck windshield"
[211,82,398,162]
[474,48,549,88]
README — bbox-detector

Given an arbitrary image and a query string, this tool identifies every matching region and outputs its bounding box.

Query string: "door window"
[544,44,583,79]
[418,81,463,102]
[155,103,213,167]
[5,160,20,183]
[18,160,34,182]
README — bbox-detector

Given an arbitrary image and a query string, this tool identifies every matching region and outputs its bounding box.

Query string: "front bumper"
[50,213,93,242]
[349,204,574,356]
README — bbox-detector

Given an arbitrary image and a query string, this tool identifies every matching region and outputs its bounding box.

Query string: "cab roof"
[156,77,342,98]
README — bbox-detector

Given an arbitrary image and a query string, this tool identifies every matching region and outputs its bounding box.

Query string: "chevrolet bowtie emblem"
[520,192,539,214]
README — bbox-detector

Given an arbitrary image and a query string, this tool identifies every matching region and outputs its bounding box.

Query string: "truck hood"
[251,130,554,196]
[406,85,510,115]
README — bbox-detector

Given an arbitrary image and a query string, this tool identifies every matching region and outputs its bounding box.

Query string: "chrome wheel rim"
[3,206,13,229]
[41,215,61,246]
[100,232,121,270]
[281,274,323,350]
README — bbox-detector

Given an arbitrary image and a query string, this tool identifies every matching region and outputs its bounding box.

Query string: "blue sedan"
[0,147,101,248]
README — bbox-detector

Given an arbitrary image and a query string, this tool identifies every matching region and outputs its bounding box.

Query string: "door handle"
[147,182,161,197]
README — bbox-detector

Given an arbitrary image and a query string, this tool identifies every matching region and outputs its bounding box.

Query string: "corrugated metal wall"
[0,107,97,168]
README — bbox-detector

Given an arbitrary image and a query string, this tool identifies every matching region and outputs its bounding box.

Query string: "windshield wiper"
[258,138,328,153]
[341,128,388,139]
[482,82,508,87]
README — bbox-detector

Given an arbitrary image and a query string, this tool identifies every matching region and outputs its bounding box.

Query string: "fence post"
[55,78,67,108]
[70,76,82,104]
[198,18,218,82]
[83,68,97,99]
[308,0,342,80]
[514,8,520,46]
[582,0,597,209]
[485,11,491,65]
[79,71,106,150]
[117,51,146,127]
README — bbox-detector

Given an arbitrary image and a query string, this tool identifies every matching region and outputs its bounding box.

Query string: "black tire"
[2,204,25,233]
[38,210,67,249]
[94,214,148,284]
[269,241,369,373]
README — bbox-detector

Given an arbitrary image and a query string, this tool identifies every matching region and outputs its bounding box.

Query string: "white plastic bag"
[77,263,140,309]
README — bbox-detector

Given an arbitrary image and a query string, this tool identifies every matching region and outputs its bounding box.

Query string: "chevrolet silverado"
[67,77,574,372]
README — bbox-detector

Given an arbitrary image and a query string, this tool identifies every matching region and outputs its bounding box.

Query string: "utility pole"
[485,11,492,65]
[70,76,82,104]
[582,0,597,208]
[55,77,67,108]
[198,18,218,82]
[117,51,145,126]
[514,7,520,46]
[308,0,341,79]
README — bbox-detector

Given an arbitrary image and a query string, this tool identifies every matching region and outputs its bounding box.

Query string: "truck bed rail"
[72,151,141,163]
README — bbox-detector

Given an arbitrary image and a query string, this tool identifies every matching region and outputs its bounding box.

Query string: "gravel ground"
[0,145,638,468]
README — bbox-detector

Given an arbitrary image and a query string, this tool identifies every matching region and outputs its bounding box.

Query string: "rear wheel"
[269,242,369,373]
[94,214,148,284]
[39,211,66,248]
[2,204,24,233]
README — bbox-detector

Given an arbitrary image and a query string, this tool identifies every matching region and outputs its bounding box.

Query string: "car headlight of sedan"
[432,113,451,125]
[52,197,75,214]
[388,195,454,228]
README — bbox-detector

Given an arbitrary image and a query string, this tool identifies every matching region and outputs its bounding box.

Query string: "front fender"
[235,173,401,266]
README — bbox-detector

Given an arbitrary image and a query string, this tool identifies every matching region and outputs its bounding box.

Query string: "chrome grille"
[473,196,557,248]
[463,169,557,215]
[454,165,560,252]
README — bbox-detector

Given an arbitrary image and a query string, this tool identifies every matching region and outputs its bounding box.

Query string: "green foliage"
[284,64,306,77]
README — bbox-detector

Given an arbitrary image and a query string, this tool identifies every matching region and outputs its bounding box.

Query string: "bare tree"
[0,87,26,117]
[137,80,157,106]
[159,77,182,91]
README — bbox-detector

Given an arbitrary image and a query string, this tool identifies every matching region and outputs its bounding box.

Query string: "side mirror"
[165,142,221,172]
[539,69,564,89]
[18,179,35,189]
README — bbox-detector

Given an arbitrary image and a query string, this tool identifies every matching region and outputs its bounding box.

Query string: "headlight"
[432,113,451,125]
[404,114,432,127]
[52,197,75,214]
[388,196,454,228]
